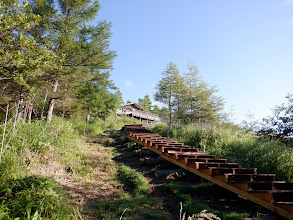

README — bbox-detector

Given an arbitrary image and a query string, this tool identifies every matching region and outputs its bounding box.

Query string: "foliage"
[259,93,293,137]
[72,114,141,135]
[76,76,122,120]
[118,165,149,196]
[154,61,181,126]
[183,63,224,123]
[154,62,224,126]
[152,122,293,181]
[0,117,86,219]
[0,0,117,122]
[0,0,60,104]
[138,94,153,112]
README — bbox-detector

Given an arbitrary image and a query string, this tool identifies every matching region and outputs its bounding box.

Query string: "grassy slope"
[0,115,142,219]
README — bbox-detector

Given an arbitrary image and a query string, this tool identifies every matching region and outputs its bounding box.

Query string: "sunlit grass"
[152,123,293,181]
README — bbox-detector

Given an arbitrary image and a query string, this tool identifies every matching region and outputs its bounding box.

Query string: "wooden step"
[230,181,273,191]
[250,190,293,203]
[274,202,293,213]
[230,181,293,192]
[219,163,240,168]
[214,174,276,183]
[147,140,177,147]
[164,151,209,157]
[170,153,206,160]
[177,155,211,164]
[274,182,293,190]
[152,143,184,149]
[133,134,160,139]
[198,163,221,169]
[141,137,166,143]
[200,168,257,176]
[197,162,240,169]
[187,159,227,170]
[159,146,198,153]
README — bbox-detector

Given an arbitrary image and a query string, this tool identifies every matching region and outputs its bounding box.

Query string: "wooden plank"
[124,127,293,219]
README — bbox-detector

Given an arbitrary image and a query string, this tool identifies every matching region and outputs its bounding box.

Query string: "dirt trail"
[62,135,122,219]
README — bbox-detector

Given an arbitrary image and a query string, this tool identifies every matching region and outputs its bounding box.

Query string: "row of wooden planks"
[124,124,293,220]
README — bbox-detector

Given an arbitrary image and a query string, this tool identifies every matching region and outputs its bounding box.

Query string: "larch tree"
[183,63,224,123]
[29,0,116,122]
[154,61,181,127]
[0,0,60,120]
[138,94,152,112]
[155,61,224,125]
[76,71,122,121]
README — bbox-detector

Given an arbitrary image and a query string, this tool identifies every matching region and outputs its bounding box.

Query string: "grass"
[152,122,293,181]
[165,181,250,220]
[72,114,141,135]
[0,175,79,219]
[96,165,166,220]
[0,116,88,219]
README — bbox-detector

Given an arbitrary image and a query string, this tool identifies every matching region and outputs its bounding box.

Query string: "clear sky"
[96,0,293,124]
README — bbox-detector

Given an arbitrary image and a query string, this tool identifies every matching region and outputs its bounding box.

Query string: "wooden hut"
[117,103,161,123]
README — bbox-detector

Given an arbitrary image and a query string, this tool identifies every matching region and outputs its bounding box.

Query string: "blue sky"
[96,0,293,124]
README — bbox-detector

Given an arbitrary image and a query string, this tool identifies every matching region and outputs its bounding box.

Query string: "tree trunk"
[28,103,33,124]
[46,79,58,122]
[86,107,91,121]
[17,89,24,122]
[41,89,48,119]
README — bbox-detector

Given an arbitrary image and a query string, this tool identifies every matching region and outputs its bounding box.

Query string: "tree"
[154,61,224,126]
[260,94,293,137]
[183,63,224,123]
[29,0,116,122]
[154,61,181,127]
[138,94,152,112]
[0,0,60,118]
[151,105,161,115]
[76,71,122,121]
